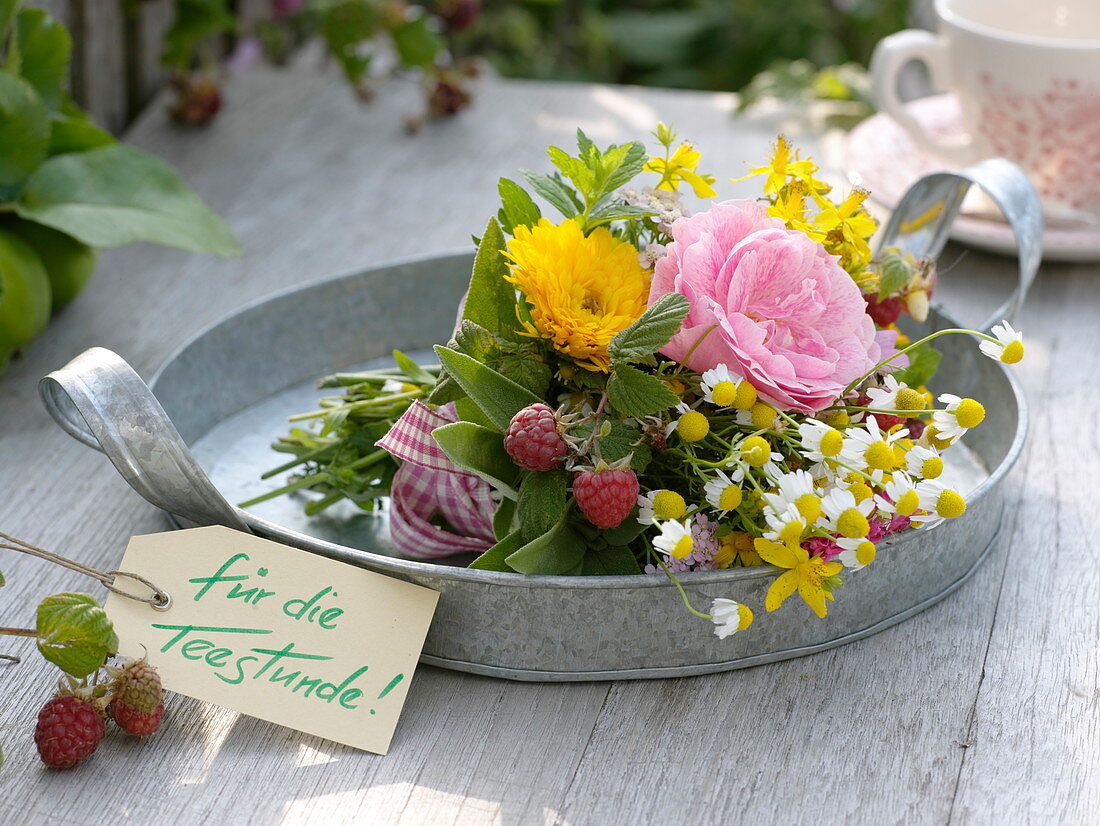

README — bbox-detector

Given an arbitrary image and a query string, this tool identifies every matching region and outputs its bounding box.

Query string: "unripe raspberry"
[573,467,639,530]
[504,404,569,472]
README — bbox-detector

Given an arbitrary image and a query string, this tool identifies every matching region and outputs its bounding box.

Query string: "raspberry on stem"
[574,466,639,530]
[504,403,569,472]
[34,695,105,769]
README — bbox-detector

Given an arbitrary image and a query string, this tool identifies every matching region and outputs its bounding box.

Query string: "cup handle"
[870,29,974,164]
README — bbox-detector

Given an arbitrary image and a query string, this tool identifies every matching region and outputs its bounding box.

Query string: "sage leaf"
[432,421,520,497]
[505,515,586,575]
[434,345,540,432]
[517,469,568,541]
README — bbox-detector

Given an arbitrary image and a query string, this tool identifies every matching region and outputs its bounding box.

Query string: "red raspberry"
[111,700,165,737]
[573,467,639,530]
[864,294,905,327]
[504,404,568,472]
[34,695,105,768]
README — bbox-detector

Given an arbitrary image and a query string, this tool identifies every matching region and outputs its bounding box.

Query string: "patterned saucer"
[845,93,1100,262]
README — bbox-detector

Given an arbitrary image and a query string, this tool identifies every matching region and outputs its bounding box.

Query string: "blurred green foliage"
[456,0,909,93]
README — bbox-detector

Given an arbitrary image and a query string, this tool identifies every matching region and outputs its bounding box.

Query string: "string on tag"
[0,530,172,611]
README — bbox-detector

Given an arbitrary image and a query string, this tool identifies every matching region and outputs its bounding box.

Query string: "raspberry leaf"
[606,364,680,418]
[434,345,540,431]
[875,248,915,299]
[608,292,690,363]
[432,421,520,497]
[517,470,568,542]
[36,592,118,678]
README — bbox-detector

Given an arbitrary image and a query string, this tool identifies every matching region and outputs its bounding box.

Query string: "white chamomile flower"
[875,473,920,516]
[820,488,875,539]
[904,444,944,480]
[704,469,744,513]
[798,418,845,464]
[914,480,967,530]
[700,364,739,407]
[710,598,754,639]
[381,378,416,394]
[931,394,986,444]
[978,321,1024,364]
[637,489,687,525]
[763,470,822,525]
[836,536,877,570]
[841,415,907,474]
[764,504,807,546]
[865,375,904,411]
[653,519,695,560]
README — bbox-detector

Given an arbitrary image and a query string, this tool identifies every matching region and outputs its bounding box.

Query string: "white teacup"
[871,0,1100,218]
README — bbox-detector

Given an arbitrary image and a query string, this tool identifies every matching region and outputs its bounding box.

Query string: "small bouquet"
[260,127,1024,639]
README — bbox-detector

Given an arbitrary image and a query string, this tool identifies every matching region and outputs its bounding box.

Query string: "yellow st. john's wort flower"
[734,135,821,196]
[645,141,718,198]
[504,219,650,372]
[812,188,877,274]
[754,537,843,619]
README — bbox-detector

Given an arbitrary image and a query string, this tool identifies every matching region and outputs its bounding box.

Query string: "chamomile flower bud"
[739,435,774,467]
[978,321,1024,364]
[906,288,930,322]
[381,379,419,394]
[837,537,877,570]
[710,598,754,639]
[704,470,743,513]
[637,489,687,525]
[904,445,944,479]
[821,489,875,539]
[654,519,694,559]
[701,364,739,407]
[915,480,967,529]
[733,380,758,410]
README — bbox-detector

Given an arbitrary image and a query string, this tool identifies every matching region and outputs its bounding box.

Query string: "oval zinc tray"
[40,162,1040,681]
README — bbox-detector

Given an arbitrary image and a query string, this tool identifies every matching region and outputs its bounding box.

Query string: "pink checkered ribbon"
[377,402,497,559]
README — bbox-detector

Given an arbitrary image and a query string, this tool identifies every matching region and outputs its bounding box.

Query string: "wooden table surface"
[0,67,1095,825]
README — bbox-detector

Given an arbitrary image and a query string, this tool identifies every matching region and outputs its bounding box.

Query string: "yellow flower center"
[893,443,909,466]
[740,436,771,467]
[670,534,694,559]
[854,540,876,566]
[652,490,687,520]
[719,485,743,511]
[819,429,844,458]
[823,410,850,428]
[924,425,953,450]
[936,490,966,519]
[896,388,926,411]
[896,489,920,516]
[734,380,758,410]
[750,402,777,429]
[799,558,833,586]
[921,455,944,479]
[864,440,895,470]
[794,493,822,523]
[1000,340,1024,364]
[836,508,870,538]
[677,410,710,442]
[736,604,754,630]
[710,380,738,407]
[848,481,873,503]
[954,398,985,429]
[778,519,804,545]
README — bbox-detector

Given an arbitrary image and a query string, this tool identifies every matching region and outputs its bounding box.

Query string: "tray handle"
[875,158,1043,332]
[40,347,251,533]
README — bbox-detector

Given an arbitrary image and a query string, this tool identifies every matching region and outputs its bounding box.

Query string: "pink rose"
[650,199,898,413]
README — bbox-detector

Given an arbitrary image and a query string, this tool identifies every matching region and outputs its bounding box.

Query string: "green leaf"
[606,364,680,418]
[517,469,568,541]
[547,145,594,194]
[319,1,377,84]
[470,530,523,572]
[582,544,642,575]
[392,350,435,386]
[48,115,114,156]
[497,177,541,234]
[0,70,49,186]
[495,352,552,398]
[0,0,19,41]
[521,170,580,218]
[36,592,118,678]
[492,496,517,541]
[453,395,495,429]
[600,141,648,194]
[876,249,916,299]
[16,145,242,255]
[14,8,69,111]
[892,344,941,389]
[608,292,690,362]
[391,16,442,68]
[597,419,651,471]
[505,515,586,575]
[586,200,656,228]
[162,0,235,69]
[433,346,540,432]
[462,217,519,340]
[432,421,520,496]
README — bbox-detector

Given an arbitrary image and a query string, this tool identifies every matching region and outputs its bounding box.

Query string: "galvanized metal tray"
[39,162,1039,681]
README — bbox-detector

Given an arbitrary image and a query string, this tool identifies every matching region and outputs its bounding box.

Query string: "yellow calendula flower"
[755,537,843,618]
[734,135,821,195]
[645,141,718,198]
[505,219,650,372]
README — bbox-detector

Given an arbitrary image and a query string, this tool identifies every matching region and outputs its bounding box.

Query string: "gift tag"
[104,525,439,755]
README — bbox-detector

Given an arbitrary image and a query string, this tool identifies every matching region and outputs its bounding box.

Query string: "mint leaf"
[517,469,568,541]
[434,345,540,431]
[606,364,680,418]
[36,592,118,678]
[505,515,586,575]
[586,200,656,228]
[608,292,690,363]
[432,421,520,497]
[496,177,541,234]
